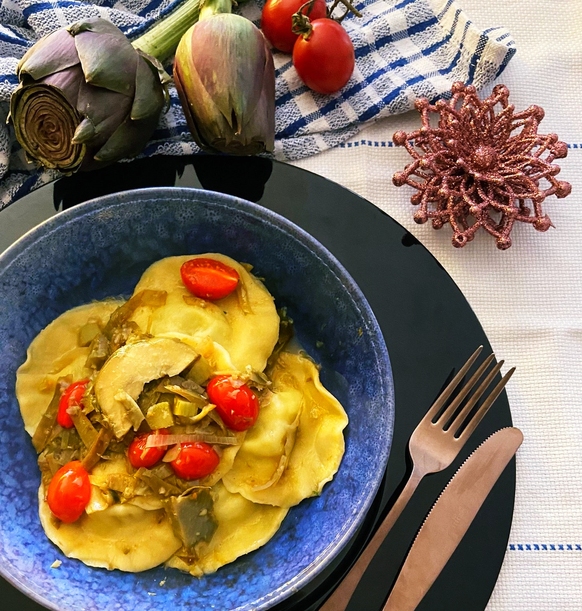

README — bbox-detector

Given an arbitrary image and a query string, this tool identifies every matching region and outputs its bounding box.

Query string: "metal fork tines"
[320,345,515,611]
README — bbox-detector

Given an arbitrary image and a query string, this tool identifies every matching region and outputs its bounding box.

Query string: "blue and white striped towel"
[0,0,516,208]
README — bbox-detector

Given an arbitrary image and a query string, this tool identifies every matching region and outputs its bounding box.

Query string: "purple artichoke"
[173,13,275,156]
[10,17,167,173]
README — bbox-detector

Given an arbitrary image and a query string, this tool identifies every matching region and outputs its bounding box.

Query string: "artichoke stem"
[199,0,233,20]
[132,0,204,63]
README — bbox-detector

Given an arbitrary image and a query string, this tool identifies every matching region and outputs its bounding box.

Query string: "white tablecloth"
[292,1,582,608]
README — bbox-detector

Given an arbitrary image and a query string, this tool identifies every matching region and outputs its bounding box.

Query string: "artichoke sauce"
[16,253,348,575]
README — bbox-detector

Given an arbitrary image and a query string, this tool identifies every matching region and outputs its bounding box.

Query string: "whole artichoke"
[10,18,167,173]
[173,13,275,156]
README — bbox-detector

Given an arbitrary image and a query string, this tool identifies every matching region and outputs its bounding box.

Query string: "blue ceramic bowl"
[0,187,393,611]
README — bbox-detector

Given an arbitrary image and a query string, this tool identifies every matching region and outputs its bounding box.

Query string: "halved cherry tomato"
[57,379,89,429]
[127,430,168,468]
[293,18,355,94]
[206,375,259,431]
[261,0,327,53]
[47,460,91,523]
[170,442,220,480]
[180,257,240,300]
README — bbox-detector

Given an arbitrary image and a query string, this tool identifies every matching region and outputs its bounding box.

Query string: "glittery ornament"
[392,82,572,249]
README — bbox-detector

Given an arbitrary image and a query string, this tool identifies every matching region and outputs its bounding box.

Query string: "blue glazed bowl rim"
[0,186,394,611]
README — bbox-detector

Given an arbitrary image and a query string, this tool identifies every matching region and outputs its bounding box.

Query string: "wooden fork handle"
[320,469,423,611]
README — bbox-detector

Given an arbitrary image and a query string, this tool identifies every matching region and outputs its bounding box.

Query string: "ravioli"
[166,482,288,577]
[39,485,181,572]
[15,254,348,579]
[129,254,280,373]
[223,352,348,507]
[16,300,123,436]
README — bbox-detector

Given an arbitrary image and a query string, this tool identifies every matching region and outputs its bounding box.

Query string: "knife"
[383,426,523,611]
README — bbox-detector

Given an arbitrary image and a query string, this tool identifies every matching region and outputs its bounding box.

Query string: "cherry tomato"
[47,460,91,523]
[206,375,259,431]
[127,430,168,469]
[261,0,327,53]
[170,442,220,480]
[293,19,355,94]
[57,379,89,429]
[180,257,240,300]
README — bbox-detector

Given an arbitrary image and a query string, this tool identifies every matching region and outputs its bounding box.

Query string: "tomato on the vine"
[47,460,91,523]
[57,379,89,429]
[293,18,355,94]
[206,375,260,431]
[261,0,327,53]
[180,257,240,301]
[127,430,168,469]
[170,442,220,480]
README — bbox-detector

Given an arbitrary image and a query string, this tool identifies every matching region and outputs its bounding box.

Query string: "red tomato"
[57,379,89,429]
[47,460,91,523]
[170,442,220,480]
[206,375,259,431]
[293,19,355,94]
[127,430,168,469]
[261,0,327,53]
[180,257,240,300]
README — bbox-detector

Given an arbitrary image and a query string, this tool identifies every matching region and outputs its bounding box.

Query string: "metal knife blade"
[383,426,523,611]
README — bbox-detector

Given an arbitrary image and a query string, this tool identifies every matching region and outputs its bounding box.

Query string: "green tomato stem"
[291,12,313,39]
[132,0,204,63]
[328,0,362,20]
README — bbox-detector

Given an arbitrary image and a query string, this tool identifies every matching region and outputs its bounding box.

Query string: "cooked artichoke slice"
[165,489,217,553]
[166,482,288,576]
[94,337,198,438]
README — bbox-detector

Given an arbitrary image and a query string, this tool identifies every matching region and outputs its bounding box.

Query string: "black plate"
[0,156,515,611]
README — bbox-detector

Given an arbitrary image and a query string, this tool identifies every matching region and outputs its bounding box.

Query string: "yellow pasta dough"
[166,482,288,577]
[15,254,348,577]
[223,352,349,507]
[16,300,123,436]
[129,254,280,373]
[39,485,181,572]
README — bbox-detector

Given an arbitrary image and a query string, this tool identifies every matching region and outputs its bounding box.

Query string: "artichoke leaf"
[74,29,138,96]
[175,58,234,150]
[173,61,207,148]
[31,384,61,453]
[255,49,275,152]
[131,55,167,122]
[68,17,128,37]
[93,112,160,164]
[75,76,133,131]
[17,27,80,81]
[189,15,266,129]
[72,117,96,144]
[42,65,86,106]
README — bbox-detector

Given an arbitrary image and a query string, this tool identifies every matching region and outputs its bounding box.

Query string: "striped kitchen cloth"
[0,0,516,208]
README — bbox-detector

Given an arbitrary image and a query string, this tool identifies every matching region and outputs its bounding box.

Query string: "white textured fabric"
[0,0,516,207]
[292,1,582,608]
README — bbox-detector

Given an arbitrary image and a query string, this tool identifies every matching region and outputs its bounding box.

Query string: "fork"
[320,345,515,611]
